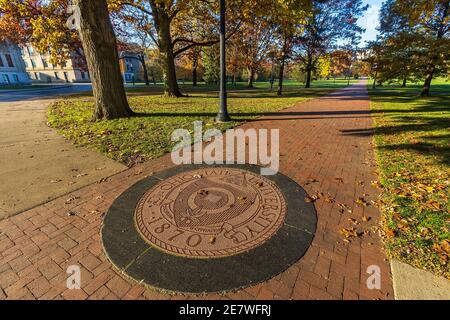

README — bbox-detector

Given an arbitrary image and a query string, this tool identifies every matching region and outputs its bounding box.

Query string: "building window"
[61,61,66,68]
[81,71,85,79]
[34,72,39,80]
[63,72,69,82]
[28,46,34,55]
[27,72,32,79]
[24,60,29,68]
[5,54,14,67]
[42,59,48,68]
[0,55,3,67]
[12,74,19,83]
[54,72,60,80]
[2,74,10,84]
[31,60,36,68]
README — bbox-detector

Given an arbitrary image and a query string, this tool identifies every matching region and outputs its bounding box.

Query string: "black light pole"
[216,0,231,122]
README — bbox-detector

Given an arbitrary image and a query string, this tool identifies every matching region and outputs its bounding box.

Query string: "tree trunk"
[277,60,285,96]
[151,70,156,85]
[247,67,254,88]
[305,67,312,88]
[139,54,149,85]
[192,67,197,86]
[401,75,407,88]
[277,37,288,96]
[151,3,182,97]
[270,60,275,89]
[192,48,199,86]
[372,70,378,89]
[421,61,435,96]
[421,3,449,96]
[76,0,133,120]
[305,55,312,88]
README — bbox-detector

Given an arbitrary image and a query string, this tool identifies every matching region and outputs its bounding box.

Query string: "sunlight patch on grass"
[369,83,450,279]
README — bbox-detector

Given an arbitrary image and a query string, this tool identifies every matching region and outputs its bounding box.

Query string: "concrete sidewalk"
[0,99,126,219]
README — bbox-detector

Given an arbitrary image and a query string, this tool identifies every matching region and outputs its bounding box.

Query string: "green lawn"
[368,78,450,278]
[47,79,353,166]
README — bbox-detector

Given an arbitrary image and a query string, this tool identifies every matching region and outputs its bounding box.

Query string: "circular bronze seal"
[134,168,287,258]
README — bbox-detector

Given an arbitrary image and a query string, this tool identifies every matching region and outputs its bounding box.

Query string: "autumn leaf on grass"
[419,227,432,238]
[433,240,450,254]
[440,240,450,254]
[385,228,396,238]
[99,129,112,136]
[433,241,450,265]
[396,220,410,233]
[371,180,382,189]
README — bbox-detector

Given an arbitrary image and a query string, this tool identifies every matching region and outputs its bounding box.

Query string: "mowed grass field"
[368,78,450,278]
[48,79,355,165]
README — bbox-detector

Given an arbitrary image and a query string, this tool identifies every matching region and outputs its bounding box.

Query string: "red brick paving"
[0,81,393,300]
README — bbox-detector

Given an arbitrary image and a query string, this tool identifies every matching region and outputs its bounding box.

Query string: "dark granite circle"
[101,164,317,294]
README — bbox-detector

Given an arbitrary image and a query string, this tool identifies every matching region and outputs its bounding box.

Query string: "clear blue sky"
[358,0,384,46]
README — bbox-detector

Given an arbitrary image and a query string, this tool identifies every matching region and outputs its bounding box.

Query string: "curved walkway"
[0,81,393,300]
[0,97,126,219]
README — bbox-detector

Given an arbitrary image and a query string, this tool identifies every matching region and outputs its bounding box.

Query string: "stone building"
[20,45,90,83]
[119,50,146,83]
[19,44,146,84]
[0,42,31,85]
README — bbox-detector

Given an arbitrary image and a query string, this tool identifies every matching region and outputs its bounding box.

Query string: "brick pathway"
[0,81,394,300]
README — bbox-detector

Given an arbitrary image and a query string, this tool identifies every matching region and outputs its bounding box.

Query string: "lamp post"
[216,0,231,122]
